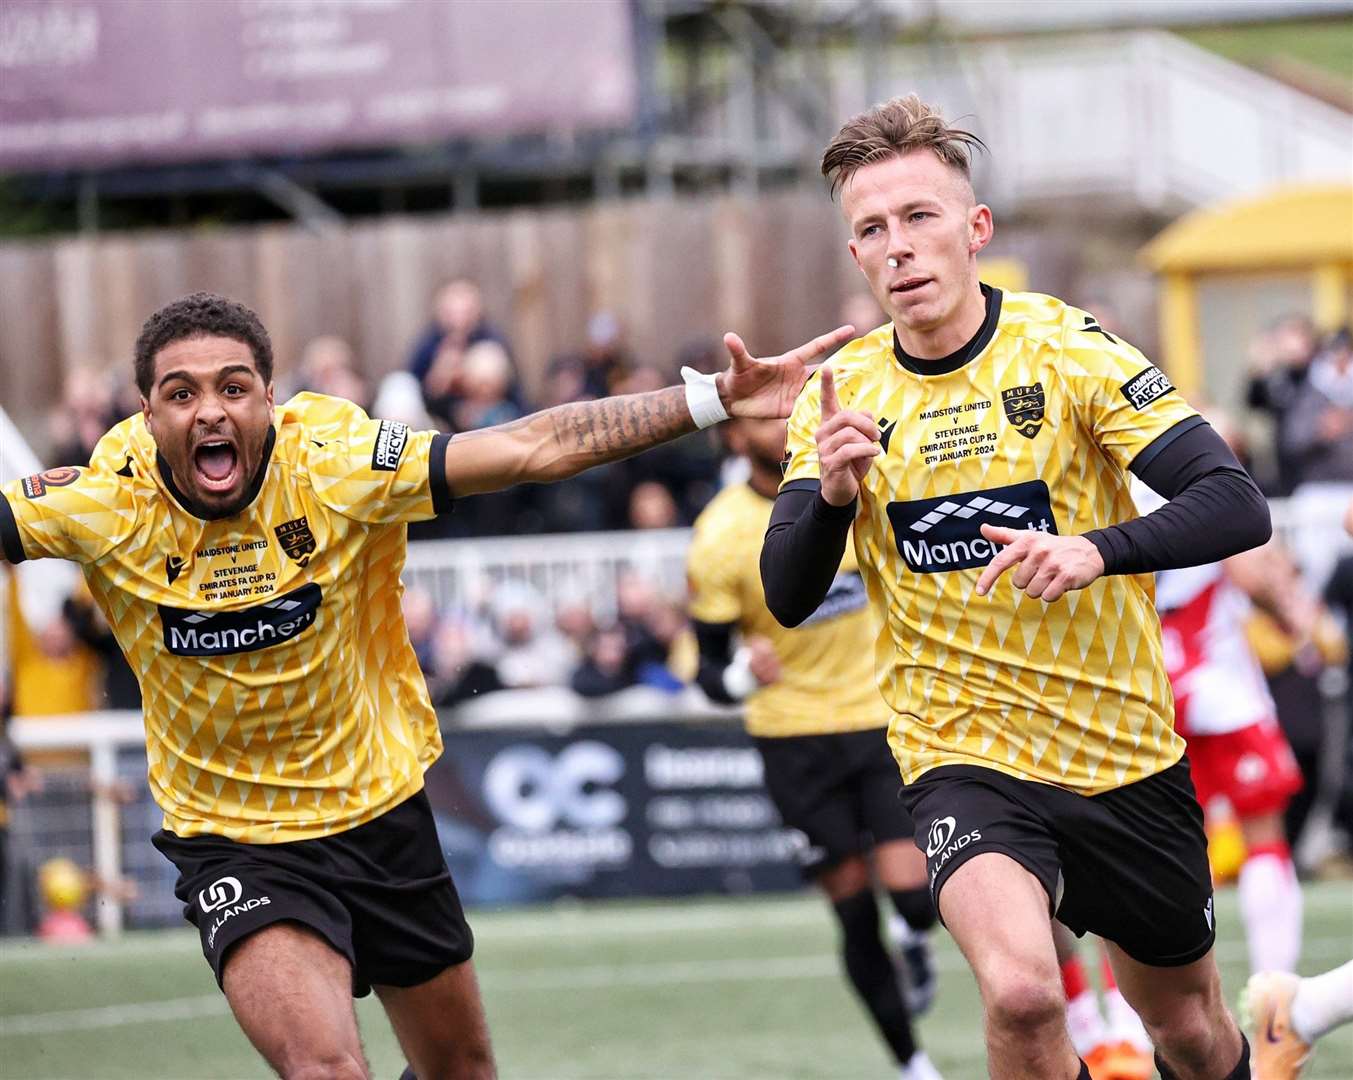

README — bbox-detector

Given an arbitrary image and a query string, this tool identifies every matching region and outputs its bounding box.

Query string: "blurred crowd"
[8,290,1353,887]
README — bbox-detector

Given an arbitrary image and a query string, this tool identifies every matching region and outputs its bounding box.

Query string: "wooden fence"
[0,191,875,451]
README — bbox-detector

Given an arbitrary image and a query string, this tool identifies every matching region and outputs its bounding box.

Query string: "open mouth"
[892,278,932,295]
[193,439,239,493]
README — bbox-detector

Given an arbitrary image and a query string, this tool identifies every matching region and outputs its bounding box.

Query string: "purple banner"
[0,0,637,171]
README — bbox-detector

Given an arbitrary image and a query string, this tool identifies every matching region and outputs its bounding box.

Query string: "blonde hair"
[821,94,985,199]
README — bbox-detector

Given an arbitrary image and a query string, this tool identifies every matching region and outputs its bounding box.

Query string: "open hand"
[718,325,856,419]
[815,366,880,506]
[974,524,1105,602]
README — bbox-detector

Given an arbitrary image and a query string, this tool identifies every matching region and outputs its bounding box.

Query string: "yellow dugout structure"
[1142,183,1353,404]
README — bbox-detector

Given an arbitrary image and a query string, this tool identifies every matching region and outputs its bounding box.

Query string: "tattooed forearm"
[545,386,695,475]
[444,386,698,495]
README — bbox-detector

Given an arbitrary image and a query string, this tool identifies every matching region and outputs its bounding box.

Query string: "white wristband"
[681,365,731,430]
[722,646,759,701]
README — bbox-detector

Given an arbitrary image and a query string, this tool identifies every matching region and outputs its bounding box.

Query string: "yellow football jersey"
[0,393,452,842]
[688,483,885,738]
[783,288,1199,793]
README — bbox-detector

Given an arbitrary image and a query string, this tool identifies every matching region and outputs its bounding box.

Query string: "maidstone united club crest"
[274,516,316,567]
[1001,383,1045,439]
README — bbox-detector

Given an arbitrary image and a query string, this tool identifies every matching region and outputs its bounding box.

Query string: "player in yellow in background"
[0,291,853,1080]
[689,416,941,1080]
[761,96,1273,1080]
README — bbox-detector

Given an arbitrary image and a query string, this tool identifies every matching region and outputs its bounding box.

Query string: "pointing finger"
[980,523,1019,545]
[975,536,1027,597]
[820,366,839,422]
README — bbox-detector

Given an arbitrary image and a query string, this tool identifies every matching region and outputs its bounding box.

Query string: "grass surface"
[2,882,1351,1078]
[1179,18,1353,89]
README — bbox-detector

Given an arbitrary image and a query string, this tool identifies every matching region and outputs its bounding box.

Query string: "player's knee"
[888,887,937,932]
[283,1052,367,1080]
[981,971,1064,1036]
[1146,996,1230,1069]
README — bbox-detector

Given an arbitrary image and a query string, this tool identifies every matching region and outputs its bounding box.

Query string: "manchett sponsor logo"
[888,480,1060,573]
[159,583,322,656]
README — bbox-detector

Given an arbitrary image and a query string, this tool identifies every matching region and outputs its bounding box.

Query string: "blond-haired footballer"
[761,96,1271,1080]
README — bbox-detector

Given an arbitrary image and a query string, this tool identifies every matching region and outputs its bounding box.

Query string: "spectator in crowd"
[487,582,577,690]
[1,666,43,935]
[628,481,681,530]
[578,311,634,399]
[373,371,439,433]
[292,335,370,410]
[452,342,523,434]
[1279,327,1353,592]
[615,572,685,689]
[402,586,442,675]
[407,277,517,425]
[1248,315,1320,495]
[1281,327,1353,488]
[5,574,102,721]
[63,588,141,710]
[426,616,503,710]
[570,624,635,698]
[46,366,119,467]
[553,589,598,657]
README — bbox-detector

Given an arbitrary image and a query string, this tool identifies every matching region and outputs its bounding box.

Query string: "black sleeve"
[760,479,856,627]
[1084,419,1272,576]
[693,619,739,704]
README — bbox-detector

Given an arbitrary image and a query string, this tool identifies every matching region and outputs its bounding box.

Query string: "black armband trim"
[0,494,27,564]
[1127,414,1208,478]
[430,433,454,515]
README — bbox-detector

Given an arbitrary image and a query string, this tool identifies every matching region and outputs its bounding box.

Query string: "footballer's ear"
[968,204,994,255]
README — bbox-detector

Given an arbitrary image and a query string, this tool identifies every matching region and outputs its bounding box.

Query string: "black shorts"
[152,789,473,996]
[898,758,1215,968]
[755,727,913,878]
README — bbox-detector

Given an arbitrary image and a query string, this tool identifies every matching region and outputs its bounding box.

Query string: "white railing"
[402,526,693,621]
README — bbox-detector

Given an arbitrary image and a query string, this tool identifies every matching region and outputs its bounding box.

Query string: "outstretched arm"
[444,387,694,496]
[442,325,855,497]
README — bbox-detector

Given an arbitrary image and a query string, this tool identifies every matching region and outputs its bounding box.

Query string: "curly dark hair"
[133,292,273,397]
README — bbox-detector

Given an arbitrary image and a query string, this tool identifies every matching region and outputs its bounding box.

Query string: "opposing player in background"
[762,95,1272,1080]
[1245,961,1353,1079]
[0,292,853,1080]
[688,416,941,1080]
[1054,923,1154,1080]
[1137,478,1307,976]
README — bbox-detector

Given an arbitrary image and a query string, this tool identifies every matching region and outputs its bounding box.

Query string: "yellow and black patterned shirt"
[688,484,884,738]
[0,393,452,842]
[783,288,1197,793]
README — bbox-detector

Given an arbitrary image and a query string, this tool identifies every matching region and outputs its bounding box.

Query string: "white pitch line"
[5,936,1351,1037]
